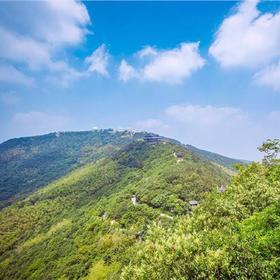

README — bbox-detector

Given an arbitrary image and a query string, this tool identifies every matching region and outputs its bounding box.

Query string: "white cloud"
[0,64,35,86]
[136,119,165,129]
[0,0,91,85]
[166,104,246,126]
[254,61,280,91]
[142,43,205,84]
[119,42,205,84]
[85,44,110,76]
[0,0,90,69]
[157,103,276,160]
[0,26,55,71]
[209,0,280,68]
[40,0,90,45]
[161,103,280,160]
[119,60,139,82]
[137,46,157,58]
[0,0,90,47]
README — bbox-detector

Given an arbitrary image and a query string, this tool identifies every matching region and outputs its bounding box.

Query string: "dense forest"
[0,129,246,209]
[0,136,278,280]
[0,129,149,208]
[0,141,229,279]
[122,164,280,279]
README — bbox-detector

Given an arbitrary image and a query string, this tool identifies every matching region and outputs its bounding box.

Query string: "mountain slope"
[186,144,250,171]
[0,129,246,209]
[0,129,147,208]
[0,141,230,280]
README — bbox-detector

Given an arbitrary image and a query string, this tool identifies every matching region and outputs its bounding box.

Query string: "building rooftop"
[143,135,164,143]
[189,200,199,206]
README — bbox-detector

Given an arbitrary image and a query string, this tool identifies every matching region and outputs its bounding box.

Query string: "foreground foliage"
[121,163,280,280]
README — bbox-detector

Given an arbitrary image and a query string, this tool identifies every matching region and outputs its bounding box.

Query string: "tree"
[258,139,280,168]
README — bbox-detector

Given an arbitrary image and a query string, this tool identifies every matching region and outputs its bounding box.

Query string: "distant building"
[174,153,184,158]
[143,135,164,143]
[189,200,199,207]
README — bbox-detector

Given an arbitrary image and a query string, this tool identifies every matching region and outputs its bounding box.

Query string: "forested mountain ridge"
[0,129,246,209]
[0,141,230,280]
[186,144,250,171]
[0,129,149,208]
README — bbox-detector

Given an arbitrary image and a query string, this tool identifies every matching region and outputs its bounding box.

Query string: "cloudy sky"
[0,0,280,160]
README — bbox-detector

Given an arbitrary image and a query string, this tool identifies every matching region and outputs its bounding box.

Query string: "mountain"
[0,141,230,280]
[186,144,250,171]
[0,129,148,208]
[0,129,246,209]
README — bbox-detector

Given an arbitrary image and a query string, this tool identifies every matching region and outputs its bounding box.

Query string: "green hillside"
[0,129,246,209]
[0,141,229,280]
[0,129,148,208]
[186,144,250,171]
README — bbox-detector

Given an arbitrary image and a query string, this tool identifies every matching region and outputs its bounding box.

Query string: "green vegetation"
[121,141,280,280]
[0,137,278,280]
[258,138,280,168]
[0,129,246,209]
[0,129,147,208]
[186,144,250,171]
[0,141,229,279]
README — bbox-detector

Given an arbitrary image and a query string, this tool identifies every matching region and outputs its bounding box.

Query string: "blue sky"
[0,0,280,160]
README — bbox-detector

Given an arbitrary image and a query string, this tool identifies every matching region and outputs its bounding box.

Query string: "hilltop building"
[143,134,164,143]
